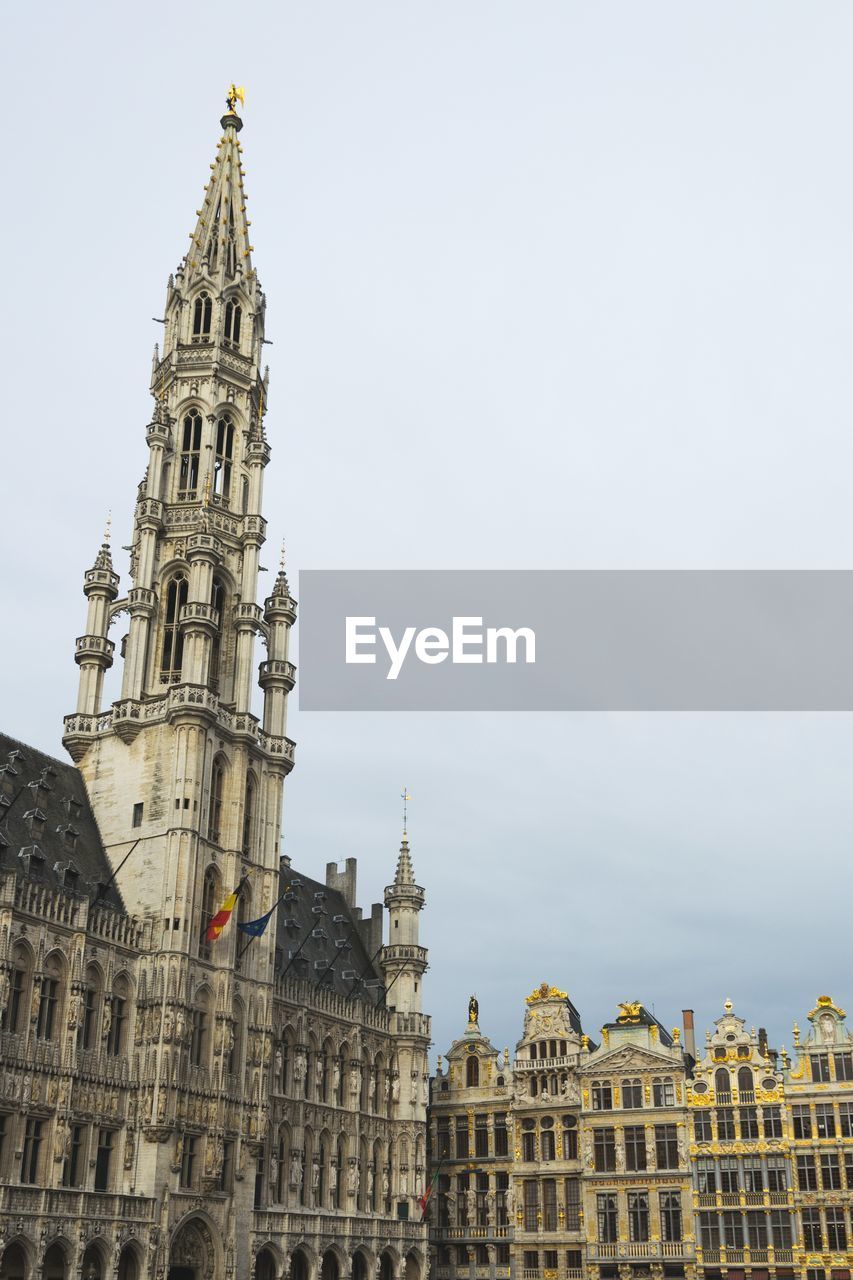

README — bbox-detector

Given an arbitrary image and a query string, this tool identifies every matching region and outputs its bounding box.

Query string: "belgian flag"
[205,877,247,943]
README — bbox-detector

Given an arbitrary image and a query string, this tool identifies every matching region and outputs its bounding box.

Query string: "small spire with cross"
[401,787,411,838]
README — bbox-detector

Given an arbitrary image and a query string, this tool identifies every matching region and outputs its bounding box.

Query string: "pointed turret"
[394,833,415,886]
[67,519,120,732]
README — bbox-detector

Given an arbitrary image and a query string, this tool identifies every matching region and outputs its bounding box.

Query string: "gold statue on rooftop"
[226,84,246,114]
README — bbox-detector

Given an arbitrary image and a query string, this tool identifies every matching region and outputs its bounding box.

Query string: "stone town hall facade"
[0,99,429,1280]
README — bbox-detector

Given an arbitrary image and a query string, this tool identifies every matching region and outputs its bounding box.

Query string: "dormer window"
[223,300,242,349]
[24,809,45,837]
[192,291,212,342]
[19,845,45,878]
[63,864,80,891]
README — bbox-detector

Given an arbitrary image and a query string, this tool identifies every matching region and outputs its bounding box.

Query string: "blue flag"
[237,907,276,937]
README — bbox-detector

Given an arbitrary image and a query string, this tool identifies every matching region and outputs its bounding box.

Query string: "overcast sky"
[3,2,853,1063]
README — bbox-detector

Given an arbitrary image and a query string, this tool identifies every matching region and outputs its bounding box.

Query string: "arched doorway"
[80,1246,103,1280]
[379,1255,394,1280]
[320,1254,339,1280]
[404,1254,420,1280]
[42,1245,67,1280]
[351,1255,368,1280]
[117,1248,139,1280]
[0,1245,28,1280]
[290,1252,309,1280]
[169,1218,217,1280]
[256,1251,276,1280]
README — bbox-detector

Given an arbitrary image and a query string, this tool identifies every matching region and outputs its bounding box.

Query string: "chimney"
[682,1009,697,1060]
[325,857,357,907]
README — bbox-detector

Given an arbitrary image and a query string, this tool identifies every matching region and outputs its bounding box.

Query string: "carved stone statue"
[329,1162,338,1196]
[312,1160,320,1191]
[293,1049,307,1086]
[0,971,10,1012]
[349,1065,360,1097]
[391,1074,400,1102]
[468,994,479,1024]
[347,1162,358,1194]
[332,1060,341,1094]
[290,1152,302,1187]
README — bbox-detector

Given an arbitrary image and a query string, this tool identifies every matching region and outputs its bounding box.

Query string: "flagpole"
[235,884,290,961]
[347,940,387,998]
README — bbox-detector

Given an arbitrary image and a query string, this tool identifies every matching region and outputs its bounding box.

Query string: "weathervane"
[401,787,411,836]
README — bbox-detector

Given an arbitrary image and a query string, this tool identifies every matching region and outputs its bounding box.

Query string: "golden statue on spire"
[226,84,246,114]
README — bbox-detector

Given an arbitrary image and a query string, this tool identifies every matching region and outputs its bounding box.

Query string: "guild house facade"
[429,988,853,1280]
[0,93,429,1280]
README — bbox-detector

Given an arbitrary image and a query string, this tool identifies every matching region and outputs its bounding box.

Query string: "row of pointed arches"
[263,1125,424,1214]
[0,1238,139,1280]
[0,942,133,1064]
[0,1228,423,1280]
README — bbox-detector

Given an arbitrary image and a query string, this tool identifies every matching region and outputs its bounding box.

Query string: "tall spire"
[395,787,415,885]
[183,86,254,288]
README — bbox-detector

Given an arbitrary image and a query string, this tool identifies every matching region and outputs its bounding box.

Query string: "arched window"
[199,866,220,962]
[209,579,225,690]
[541,1128,556,1160]
[714,1067,731,1101]
[192,292,212,341]
[737,1065,754,1100]
[106,974,129,1056]
[242,773,257,857]
[37,953,63,1041]
[178,409,203,498]
[190,990,210,1067]
[160,574,188,681]
[224,299,242,348]
[466,1055,480,1088]
[622,1077,643,1109]
[4,944,32,1035]
[213,415,235,503]
[208,760,225,845]
[79,962,102,1050]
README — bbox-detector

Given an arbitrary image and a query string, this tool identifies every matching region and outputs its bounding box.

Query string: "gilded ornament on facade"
[526,982,568,1003]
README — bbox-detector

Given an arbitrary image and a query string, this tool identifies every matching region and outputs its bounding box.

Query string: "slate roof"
[273,865,385,1005]
[0,732,125,911]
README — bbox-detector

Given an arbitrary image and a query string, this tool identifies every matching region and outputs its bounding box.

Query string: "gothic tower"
[62,92,295,1195]
[382,829,430,1117]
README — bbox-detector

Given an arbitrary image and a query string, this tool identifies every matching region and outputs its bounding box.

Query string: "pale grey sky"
[3,2,853,1060]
